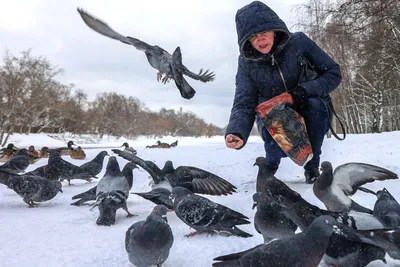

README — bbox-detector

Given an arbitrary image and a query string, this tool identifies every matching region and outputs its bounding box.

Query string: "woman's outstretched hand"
[225,134,244,149]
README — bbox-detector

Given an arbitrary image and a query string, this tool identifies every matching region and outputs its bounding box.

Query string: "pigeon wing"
[176,195,222,227]
[332,163,398,196]
[184,166,237,196]
[77,8,153,51]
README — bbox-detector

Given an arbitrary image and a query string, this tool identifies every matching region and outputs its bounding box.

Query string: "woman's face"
[249,31,275,54]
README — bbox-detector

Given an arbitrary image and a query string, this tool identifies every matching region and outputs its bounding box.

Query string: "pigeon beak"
[169,194,175,201]
[253,162,256,166]
[252,202,257,210]
[332,225,342,235]
[162,214,168,223]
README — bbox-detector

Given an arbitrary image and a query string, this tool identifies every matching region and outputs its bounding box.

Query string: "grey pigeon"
[77,8,215,100]
[313,161,398,213]
[253,157,302,203]
[252,192,297,243]
[0,148,30,173]
[131,188,174,210]
[121,143,137,155]
[70,162,137,206]
[171,186,252,238]
[112,150,237,196]
[125,205,173,267]
[26,150,94,185]
[0,171,62,207]
[374,187,400,228]
[79,150,109,178]
[212,215,340,267]
[92,156,135,226]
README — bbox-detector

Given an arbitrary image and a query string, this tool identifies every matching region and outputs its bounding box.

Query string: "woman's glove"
[288,86,310,115]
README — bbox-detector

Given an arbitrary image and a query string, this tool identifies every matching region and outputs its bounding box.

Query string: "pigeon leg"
[122,203,137,218]
[28,200,39,208]
[167,209,174,213]
[86,178,92,183]
[161,75,171,84]
[157,72,162,82]
[184,231,200,238]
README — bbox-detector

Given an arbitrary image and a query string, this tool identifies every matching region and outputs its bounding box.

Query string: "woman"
[225,1,342,183]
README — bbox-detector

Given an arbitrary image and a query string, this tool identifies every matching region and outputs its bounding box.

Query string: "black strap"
[319,96,346,141]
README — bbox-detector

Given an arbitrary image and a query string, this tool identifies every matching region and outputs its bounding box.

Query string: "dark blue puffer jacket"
[225,1,342,148]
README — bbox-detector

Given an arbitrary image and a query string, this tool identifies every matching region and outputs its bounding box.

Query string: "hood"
[235,1,290,60]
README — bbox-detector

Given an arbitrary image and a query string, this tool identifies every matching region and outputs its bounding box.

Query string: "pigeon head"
[170,186,193,202]
[252,192,266,209]
[96,198,120,226]
[253,157,269,167]
[163,161,175,173]
[97,150,110,159]
[376,188,390,199]
[105,156,121,175]
[151,205,169,222]
[308,215,340,237]
[124,162,139,171]
[320,161,333,173]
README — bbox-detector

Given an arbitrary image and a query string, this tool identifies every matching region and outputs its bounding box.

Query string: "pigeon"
[0,170,62,207]
[374,187,400,228]
[121,143,137,155]
[253,157,302,203]
[77,8,215,100]
[252,192,297,243]
[212,215,341,267]
[79,150,109,177]
[111,150,237,196]
[131,188,174,210]
[0,148,30,173]
[313,161,398,213]
[171,186,252,238]
[26,150,95,185]
[125,205,173,267]
[92,156,135,226]
[70,162,137,206]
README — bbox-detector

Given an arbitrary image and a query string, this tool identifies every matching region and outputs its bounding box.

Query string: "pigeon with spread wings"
[111,149,236,196]
[77,8,215,100]
[313,161,398,214]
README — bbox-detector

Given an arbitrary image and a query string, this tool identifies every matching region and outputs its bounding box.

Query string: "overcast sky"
[0,0,302,127]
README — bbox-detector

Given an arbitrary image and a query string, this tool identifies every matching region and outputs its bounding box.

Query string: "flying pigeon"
[252,192,297,243]
[111,150,237,196]
[212,215,341,267]
[313,161,398,213]
[131,187,174,210]
[92,156,135,226]
[70,162,137,206]
[125,205,173,267]
[77,8,215,100]
[253,157,302,203]
[0,148,30,173]
[373,187,400,228]
[0,171,62,207]
[171,186,252,238]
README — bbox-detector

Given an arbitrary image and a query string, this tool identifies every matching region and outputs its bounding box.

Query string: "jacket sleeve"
[298,32,342,97]
[225,57,258,149]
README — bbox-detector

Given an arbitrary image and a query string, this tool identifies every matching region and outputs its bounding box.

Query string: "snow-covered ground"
[1,132,400,266]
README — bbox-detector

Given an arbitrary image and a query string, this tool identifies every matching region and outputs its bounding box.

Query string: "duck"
[70,146,86,160]
[170,140,178,147]
[39,146,49,158]
[158,141,171,149]
[146,141,161,149]
[0,143,18,162]
[55,141,76,156]
[27,145,41,164]
[121,142,137,155]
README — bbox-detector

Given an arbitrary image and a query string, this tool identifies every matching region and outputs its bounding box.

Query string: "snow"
[1,132,400,266]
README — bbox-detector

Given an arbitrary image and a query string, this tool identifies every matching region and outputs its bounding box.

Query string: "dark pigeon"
[252,192,297,243]
[0,171,62,207]
[253,157,302,203]
[374,187,400,229]
[112,150,237,196]
[125,205,173,267]
[171,186,252,238]
[212,215,340,267]
[79,150,109,178]
[77,8,215,100]
[92,156,135,226]
[26,150,94,185]
[131,188,174,210]
[70,162,137,206]
[0,148,30,173]
[313,161,398,214]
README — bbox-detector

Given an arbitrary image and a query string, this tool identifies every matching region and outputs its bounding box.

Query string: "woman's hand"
[225,134,244,149]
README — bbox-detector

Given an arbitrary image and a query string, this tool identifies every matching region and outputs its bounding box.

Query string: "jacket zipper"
[271,54,288,92]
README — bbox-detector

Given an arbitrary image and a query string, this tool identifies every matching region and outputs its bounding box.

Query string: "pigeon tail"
[212,260,241,267]
[171,47,196,100]
[350,200,373,214]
